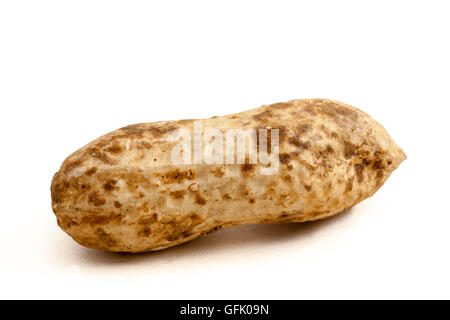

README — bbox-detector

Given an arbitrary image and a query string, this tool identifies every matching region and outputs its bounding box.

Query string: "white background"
[0,1,449,299]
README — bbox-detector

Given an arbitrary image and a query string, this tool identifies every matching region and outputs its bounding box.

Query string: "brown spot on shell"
[149,124,178,137]
[138,213,158,225]
[104,179,118,192]
[113,201,122,208]
[88,146,118,165]
[299,159,317,171]
[280,153,291,164]
[344,141,358,159]
[106,144,122,154]
[138,227,151,237]
[241,163,254,173]
[166,234,181,242]
[95,228,117,248]
[136,140,152,150]
[189,213,203,226]
[120,123,178,138]
[276,125,288,145]
[120,124,146,138]
[178,119,194,125]
[85,167,97,176]
[253,109,273,121]
[297,123,311,135]
[376,170,384,185]
[345,177,354,193]
[288,137,311,150]
[373,160,384,169]
[304,105,317,116]
[88,192,106,206]
[354,163,364,183]
[57,216,78,229]
[158,169,196,184]
[170,190,186,199]
[137,202,150,213]
[63,160,83,174]
[201,225,224,236]
[164,214,203,242]
[211,167,226,177]
[270,102,292,109]
[240,184,250,197]
[195,194,207,205]
[307,101,359,123]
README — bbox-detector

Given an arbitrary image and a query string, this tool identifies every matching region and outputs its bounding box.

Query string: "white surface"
[0,1,449,299]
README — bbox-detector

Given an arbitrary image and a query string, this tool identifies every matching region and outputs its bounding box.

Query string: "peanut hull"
[51,99,406,252]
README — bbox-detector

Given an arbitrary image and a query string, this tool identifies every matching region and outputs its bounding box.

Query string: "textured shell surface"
[51,99,406,252]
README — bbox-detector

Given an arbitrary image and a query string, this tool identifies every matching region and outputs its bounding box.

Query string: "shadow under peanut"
[72,208,354,267]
